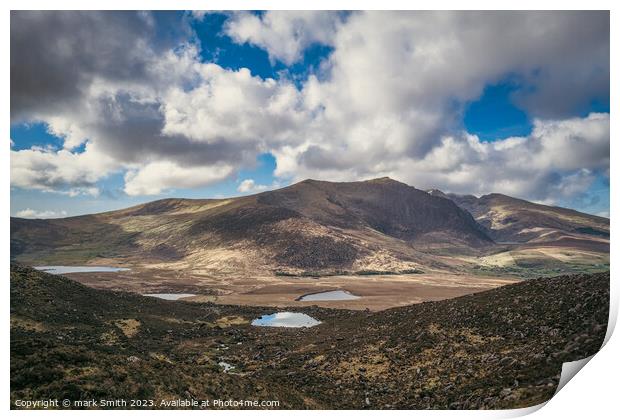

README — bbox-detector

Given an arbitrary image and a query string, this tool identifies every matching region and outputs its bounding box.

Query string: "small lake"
[251,312,321,328]
[298,290,360,301]
[143,293,196,301]
[35,266,130,274]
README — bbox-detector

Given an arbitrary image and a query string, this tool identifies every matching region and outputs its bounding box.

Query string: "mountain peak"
[366,176,398,183]
[364,177,413,188]
[298,177,401,184]
[426,189,449,198]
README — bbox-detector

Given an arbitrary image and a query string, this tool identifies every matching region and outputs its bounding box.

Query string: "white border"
[3,2,617,419]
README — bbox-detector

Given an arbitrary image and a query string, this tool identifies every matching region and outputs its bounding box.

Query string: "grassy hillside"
[11,264,608,409]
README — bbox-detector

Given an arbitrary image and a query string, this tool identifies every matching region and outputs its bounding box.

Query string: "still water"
[142,293,196,301]
[35,266,130,274]
[251,312,321,328]
[298,290,360,301]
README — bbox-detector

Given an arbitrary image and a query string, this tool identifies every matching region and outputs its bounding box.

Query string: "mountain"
[10,178,491,275]
[10,264,609,409]
[257,178,490,245]
[11,178,608,278]
[426,189,609,277]
[444,192,609,247]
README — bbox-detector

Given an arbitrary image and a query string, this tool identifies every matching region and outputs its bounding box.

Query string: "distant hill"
[428,190,609,249]
[11,178,609,277]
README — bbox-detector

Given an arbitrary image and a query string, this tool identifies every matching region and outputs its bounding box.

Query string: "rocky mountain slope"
[429,190,609,247]
[11,264,609,409]
[11,178,608,277]
[429,189,610,277]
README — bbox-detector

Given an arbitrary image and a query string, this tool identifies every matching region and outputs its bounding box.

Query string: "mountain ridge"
[11,178,609,278]
[430,189,609,244]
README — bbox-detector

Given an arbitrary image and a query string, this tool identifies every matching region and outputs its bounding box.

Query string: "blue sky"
[193,12,334,83]
[10,11,610,218]
[464,82,533,141]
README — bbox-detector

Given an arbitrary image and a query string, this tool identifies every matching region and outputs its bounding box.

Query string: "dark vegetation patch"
[10,216,138,263]
[273,236,360,269]
[125,199,207,216]
[188,203,365,269]
[274,269,424,277]
[470,262,610,280]
[355,269,424,276]
[574,227,610,238]
[148,243,185,261]
[189,204,299,240]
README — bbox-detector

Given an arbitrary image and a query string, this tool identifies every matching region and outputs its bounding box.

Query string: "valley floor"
[60,269,517,311]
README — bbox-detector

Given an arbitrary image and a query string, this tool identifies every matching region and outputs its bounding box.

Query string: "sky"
[10,11,610,218]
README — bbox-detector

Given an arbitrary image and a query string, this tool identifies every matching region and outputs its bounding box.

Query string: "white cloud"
[263,11,609,207]
[190,11,207,21]
[66,187,100,197]
[10,142,115,195]
[224,11,341,65]
[123,161,234,196]
[161,65,309,147]
[15,208,68,219]
[271,112,609,206]
[398,113,609,203]
[287,11,608,170]
[10,11,609,209]
[237,179,270,194]
[527,113,610,171]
